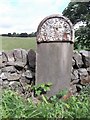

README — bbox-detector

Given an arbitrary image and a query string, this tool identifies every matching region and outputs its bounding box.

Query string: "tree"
[19,33,28,37]
[29,32,36,37]
[63,2,90,25]
[12,32,16,37]
[62,2,90,50]
[8,33,12,37]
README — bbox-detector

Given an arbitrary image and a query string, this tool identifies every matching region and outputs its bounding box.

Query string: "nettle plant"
[32,82,52,96]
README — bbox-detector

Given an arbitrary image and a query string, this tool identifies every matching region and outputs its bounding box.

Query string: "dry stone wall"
[0,49,36,98]
[71,50,90,94]
[0,48,90,98]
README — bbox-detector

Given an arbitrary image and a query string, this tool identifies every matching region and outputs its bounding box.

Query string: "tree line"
[1,32,36,37]
[1,2,90,50]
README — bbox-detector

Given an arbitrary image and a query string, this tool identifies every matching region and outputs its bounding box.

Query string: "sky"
[0,0,70,34]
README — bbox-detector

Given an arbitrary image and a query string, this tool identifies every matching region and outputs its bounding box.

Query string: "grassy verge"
[1,88,90,119]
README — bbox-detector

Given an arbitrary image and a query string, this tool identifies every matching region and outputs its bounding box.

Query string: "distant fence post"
[36,14,74,97]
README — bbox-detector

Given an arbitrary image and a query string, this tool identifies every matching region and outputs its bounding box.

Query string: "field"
[0,36,36,51]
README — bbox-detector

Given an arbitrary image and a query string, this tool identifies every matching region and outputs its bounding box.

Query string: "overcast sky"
[0,0,70,34]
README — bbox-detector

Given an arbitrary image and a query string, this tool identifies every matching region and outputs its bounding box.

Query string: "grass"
[0,36,36,51]
[1,88,90,119]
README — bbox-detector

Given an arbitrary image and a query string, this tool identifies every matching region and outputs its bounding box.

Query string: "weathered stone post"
[36,14,74,96]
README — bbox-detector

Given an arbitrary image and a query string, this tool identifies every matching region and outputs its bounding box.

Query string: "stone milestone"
[36,14,74,96]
